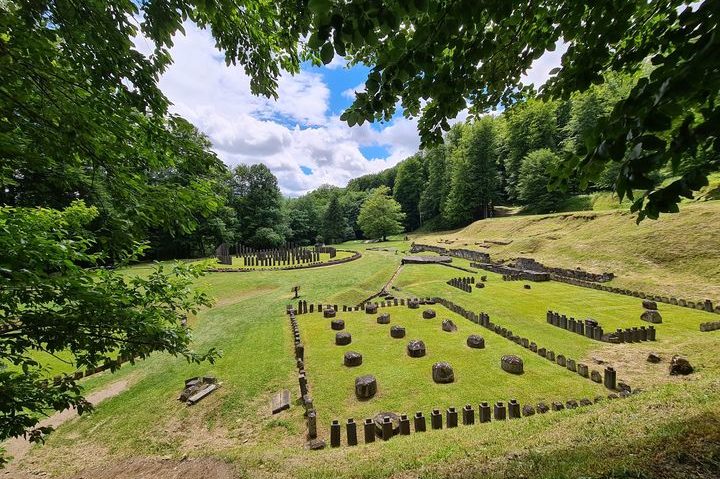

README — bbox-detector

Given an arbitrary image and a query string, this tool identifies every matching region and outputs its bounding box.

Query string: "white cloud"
[324,55,349,70]
[342,82,366,100]
[520,40,569,89]
[133,23,569,196]
[133,23,418,196]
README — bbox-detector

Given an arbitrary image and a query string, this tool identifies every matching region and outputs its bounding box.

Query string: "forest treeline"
[5,69,711,261]
[126,72,683,257]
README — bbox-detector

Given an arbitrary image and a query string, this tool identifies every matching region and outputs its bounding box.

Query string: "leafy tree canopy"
[0,202,217,454]
[357,186,405,241]
[443,117,499,226]
[392,155,426,230]
[229,164,284,247]
[305,0,719,220]
[517,149,567,213]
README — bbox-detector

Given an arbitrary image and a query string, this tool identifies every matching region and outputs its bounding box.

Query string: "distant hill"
[416,201,720,302]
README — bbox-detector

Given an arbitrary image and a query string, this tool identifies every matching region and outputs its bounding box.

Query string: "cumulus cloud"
[342,82,366,100]
[136,24,566,196]
[324,55,349,70]
[135,23,417,196]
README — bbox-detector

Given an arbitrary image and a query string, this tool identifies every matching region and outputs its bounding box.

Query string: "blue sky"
[136,23,564,196]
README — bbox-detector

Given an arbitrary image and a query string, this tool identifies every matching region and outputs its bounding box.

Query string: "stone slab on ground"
[271,389,291,414]
[187,384,218,405]
[401,255,453,265]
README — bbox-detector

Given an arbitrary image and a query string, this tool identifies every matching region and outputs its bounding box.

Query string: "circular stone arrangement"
[365,303,378,314]
[390,325,406,338]
[422,309,436,319]
[432,362,455,383]
[335,332,352,345]
[500,354,524,374]
[344,351,363,367]
[323,308,336,318]
[442,319,457,332]
[330,319,345,330]
[407,339,426,357]
[377,313,390,324]
[466,334,485,349]
[355,374,377,399]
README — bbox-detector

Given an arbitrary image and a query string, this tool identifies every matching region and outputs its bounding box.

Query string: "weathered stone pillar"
[566,358,576,372]
[363,418,375,443]
[330,420,341,447]
[381,417,393,441]
[307,409,317,439]
[298,373,307,396]
[462,404,475,425]
[431,409,443,429]
[346,419,357,446]
[593,327,603,341]
[508,399,521,419]
[446,407,458,428]
[604,367,617,390]
[493,401,507,420]
[414,412,426,432]
[397,414,410,435]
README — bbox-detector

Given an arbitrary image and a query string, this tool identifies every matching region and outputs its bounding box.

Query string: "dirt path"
[1,378,130,468]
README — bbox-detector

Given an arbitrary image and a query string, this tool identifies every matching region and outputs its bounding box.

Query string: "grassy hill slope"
[416,201,720,301]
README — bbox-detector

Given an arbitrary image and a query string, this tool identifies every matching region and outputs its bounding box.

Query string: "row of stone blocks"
[240,252,320,267]
[236,243,328,260]
[328,393,629,447]
[292,297,437,316]
[432,297,629,392]
[288,310,319,441]
[410,243,491,263]
[447,276,475,292]
[48,352,139,386]
[468,262,551,282]
[546,311,656,343]
[552,275,719,315]
[209,250,361,273]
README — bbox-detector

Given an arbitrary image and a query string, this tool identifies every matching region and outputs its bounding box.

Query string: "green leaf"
[320,42,334,64]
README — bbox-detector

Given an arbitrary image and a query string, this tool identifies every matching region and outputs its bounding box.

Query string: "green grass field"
[8,230,720,479]
[299,303,607,435]
[416,201,720,301]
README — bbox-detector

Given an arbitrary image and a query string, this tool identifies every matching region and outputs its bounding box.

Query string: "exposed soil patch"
[2,379,130,466]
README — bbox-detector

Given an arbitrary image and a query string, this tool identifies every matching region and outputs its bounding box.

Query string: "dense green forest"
[128,71,717,256]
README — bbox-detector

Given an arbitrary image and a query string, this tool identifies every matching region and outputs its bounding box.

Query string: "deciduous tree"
[517,149,567,213]
[357,186,405,241]
[393,155,426,230]
[444,117,500,226]
[0,202,217,457]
